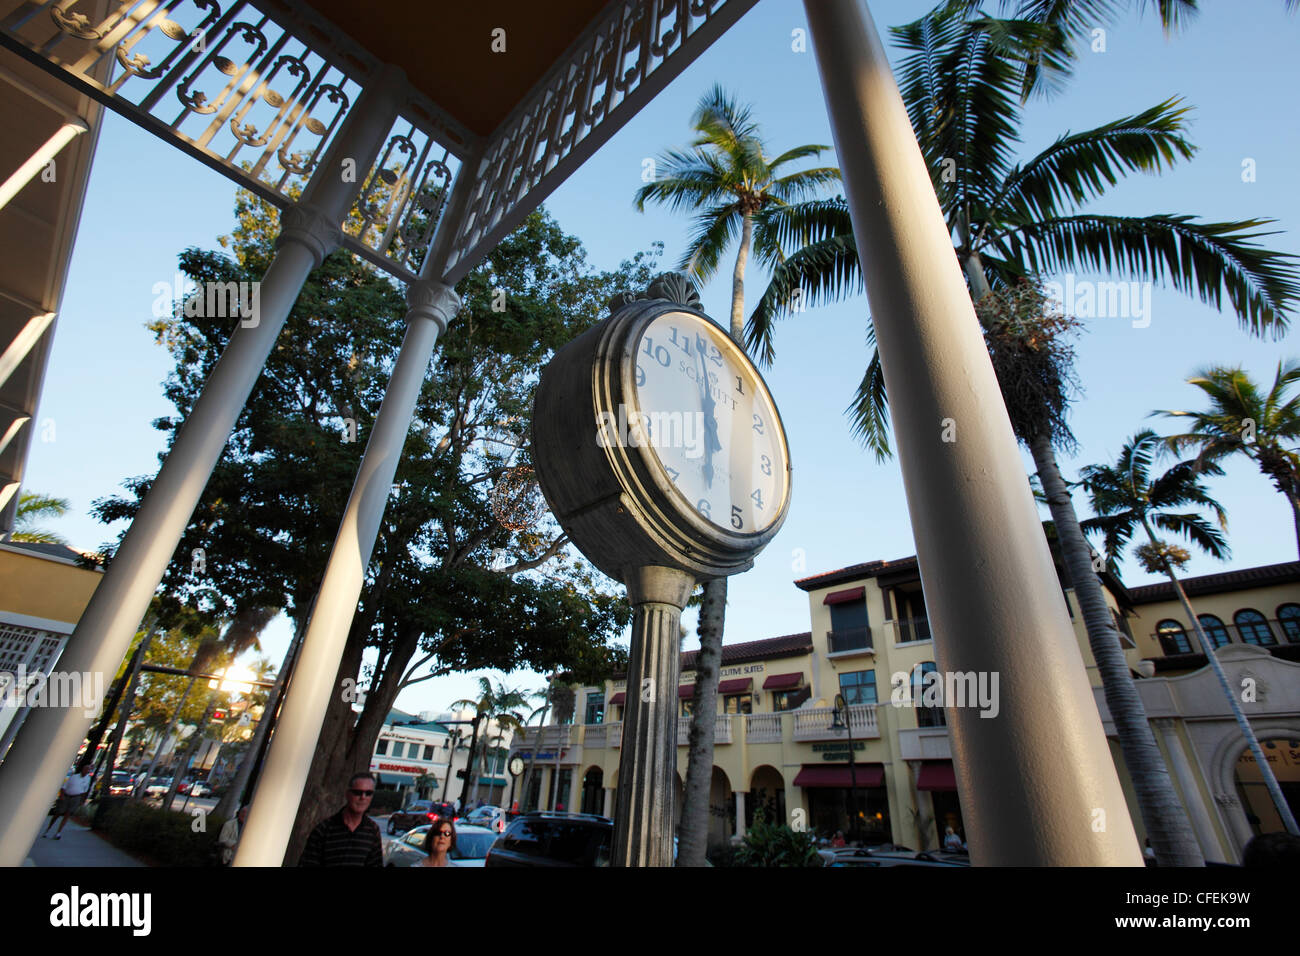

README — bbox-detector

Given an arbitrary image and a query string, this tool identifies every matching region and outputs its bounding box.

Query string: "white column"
[603,786,613,818]
[735,790,746,840]
[1155,720,1222,861]
[0,68,407,867]
[802,0,1141,865]
[235,279,459,865]
[0,120,87,211]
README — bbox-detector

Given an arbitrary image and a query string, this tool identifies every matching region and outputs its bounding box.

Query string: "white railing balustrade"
[745,712,783,743]
[792,704,879,741]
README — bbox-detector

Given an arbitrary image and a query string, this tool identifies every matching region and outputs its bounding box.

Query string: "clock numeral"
[641,336,671,368]
[735,376,744,395]
[696,498,712,520]
[669,326,694,356]
[753,414,765,435]
[730,505,743,530]
[635,365,646,387]
[709,345,723,367]
[751,488,764,510]
[666,466,680,482]
[760,454,772,476]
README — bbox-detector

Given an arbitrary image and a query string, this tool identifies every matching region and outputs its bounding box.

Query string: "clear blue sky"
[25,1,1300,714]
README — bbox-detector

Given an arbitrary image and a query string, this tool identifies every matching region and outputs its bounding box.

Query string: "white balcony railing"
[514,724,573,750]
[792,704,879,742]
[745,712,783,743]
[583,723,607,749]
[674,714,733,746]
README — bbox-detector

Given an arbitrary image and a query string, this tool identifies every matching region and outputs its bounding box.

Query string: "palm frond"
[846,326,892,462]
[996,213,1300,335]
[680,202,742,282]
[746,233,862,367]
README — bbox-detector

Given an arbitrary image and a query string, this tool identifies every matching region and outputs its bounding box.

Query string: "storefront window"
[723,694,753,714]
[838,670,877,705]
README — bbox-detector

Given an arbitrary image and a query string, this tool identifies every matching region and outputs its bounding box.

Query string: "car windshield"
[450,832,496,860]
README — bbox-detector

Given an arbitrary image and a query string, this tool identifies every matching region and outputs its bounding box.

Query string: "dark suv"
[387,800,458,835]
[484,812,613,867]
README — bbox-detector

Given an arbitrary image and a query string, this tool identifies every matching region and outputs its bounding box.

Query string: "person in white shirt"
[44,761,94,840]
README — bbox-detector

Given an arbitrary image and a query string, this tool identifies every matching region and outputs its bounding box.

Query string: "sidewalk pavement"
[24,821,147,867]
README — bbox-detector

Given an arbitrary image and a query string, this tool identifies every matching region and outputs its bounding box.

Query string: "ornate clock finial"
[645,272,701,309]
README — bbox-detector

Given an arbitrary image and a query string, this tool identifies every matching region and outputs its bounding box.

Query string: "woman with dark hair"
[418,817,456,867]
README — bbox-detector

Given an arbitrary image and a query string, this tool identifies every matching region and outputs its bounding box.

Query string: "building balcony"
[889,616,932,644]
[513,724,573,751]
[898,725,951,761]
[675,714,733,746]
[826,626,873,656]
[745,712,783,743]
[792,704,879,742]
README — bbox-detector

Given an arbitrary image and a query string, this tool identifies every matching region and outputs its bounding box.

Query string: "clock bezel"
[623,308,791,539]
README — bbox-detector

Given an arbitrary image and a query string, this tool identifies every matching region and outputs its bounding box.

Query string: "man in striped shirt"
[299,772,383,867]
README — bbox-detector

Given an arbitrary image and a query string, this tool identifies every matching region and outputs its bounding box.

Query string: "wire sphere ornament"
[490,466,547,531]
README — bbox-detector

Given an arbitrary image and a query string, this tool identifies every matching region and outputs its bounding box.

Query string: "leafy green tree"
[733,810,822,867]
[94,190,650,861]
[1078,431,1299,834]
[748,2,1298,866]
[634,85,840,867]
[1157,362,1300,558]
[12,492,70,544]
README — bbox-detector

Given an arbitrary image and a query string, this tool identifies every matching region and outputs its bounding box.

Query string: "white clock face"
[631,311,788,534]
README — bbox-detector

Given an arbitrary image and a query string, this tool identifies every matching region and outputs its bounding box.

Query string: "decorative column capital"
[276,203,342,268]
[406,280,461,334]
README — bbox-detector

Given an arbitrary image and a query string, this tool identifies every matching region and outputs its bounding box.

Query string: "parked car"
[143,776,173,797]
[465,805,506,833]
[386,800,458,835]
[107,772,136,797]
[384,823,498,867]
[485,812,613,868]
[188,780,214,798]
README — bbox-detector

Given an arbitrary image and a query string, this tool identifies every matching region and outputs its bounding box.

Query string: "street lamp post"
[829,694,860,842]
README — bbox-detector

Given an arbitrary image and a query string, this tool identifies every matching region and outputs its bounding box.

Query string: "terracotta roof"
[681,632,811,670]
[794,556,919,591]
[1126,562,1300,604]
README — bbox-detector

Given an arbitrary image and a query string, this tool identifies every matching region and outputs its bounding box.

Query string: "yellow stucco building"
[510,556,1300,862]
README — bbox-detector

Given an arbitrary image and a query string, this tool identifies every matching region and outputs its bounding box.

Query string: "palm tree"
[12,491,70,543]
[1079,430,1299,835]
[751,3,1299,866]
[634,86,840,866]
[450,677,529,807]
[1156,361,1300,558]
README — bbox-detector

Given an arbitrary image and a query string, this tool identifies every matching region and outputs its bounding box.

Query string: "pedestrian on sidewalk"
[298,772,383,867]
[43,761,93,840]
[218,806,249,865]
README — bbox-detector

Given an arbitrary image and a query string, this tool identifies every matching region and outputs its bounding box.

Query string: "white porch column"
[735,790,746,839]
[0,120,86,211]
[235,279,458,866]
[1155,720,1222,861]
[802,0,1141,865]
[0,68,407,867]
[603,786,613,818]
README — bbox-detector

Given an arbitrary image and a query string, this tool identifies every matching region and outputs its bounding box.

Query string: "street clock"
[532,273,791,584]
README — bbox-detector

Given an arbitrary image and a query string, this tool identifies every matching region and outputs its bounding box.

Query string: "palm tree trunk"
[1290,493,1300,561]
[677,577,724,866]
[1030,432,1204,866]
[1142,518,1300,837]
[729,214,753,342]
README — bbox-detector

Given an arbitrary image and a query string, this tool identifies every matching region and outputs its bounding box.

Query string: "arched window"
[1198,614,1231,649]
[1234,609,1277,646]
[912,662,946,728]
[1277,604,1300,643]
[1156,619,1192,655]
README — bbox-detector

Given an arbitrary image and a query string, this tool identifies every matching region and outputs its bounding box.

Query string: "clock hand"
[696,334,722,488]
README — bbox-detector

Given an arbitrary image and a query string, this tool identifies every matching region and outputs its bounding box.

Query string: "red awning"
[678,684,696,698]
[717,678,752,694]
[793,764,885,788]
[824,586,866,606]
[762,672,803,690]
[915,761,957,791]
[608,692,625,706]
